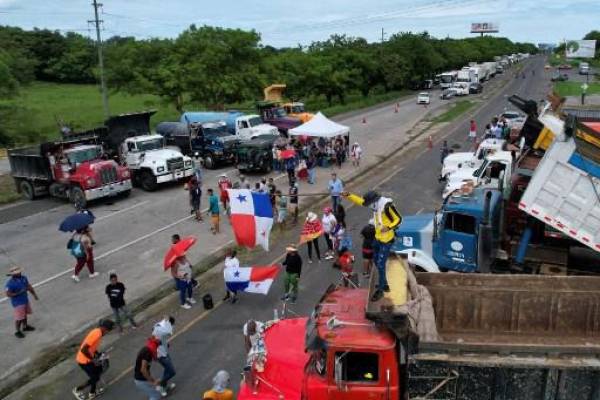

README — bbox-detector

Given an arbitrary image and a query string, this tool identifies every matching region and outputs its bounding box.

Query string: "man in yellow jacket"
[343,190,402,301]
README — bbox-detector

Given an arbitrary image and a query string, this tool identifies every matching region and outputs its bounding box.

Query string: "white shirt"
[224,256,240,270]
[152,319,173,358]
[322,214,337,233]
[175,259,192,281]
[243,321,265,349]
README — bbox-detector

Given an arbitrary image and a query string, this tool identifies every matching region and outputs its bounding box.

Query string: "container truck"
[8,135,131,208]
[238,263,600,400]
[456,68,473,83]
[180,111,278,140]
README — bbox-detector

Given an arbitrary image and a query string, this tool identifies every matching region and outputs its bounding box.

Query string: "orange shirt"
[76,328,102,364]
[202,389,234,400]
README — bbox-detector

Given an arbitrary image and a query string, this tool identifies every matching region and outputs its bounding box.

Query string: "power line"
[88,0,110,119]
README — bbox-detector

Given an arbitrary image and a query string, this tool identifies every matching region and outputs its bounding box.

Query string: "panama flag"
[224,265,280,295]
[227,189,273,251]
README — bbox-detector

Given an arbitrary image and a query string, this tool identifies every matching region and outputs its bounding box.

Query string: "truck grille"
[167,157,184,172]
[100,167,118,184]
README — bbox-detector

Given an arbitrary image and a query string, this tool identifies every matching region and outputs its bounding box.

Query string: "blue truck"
[180,111,278,141]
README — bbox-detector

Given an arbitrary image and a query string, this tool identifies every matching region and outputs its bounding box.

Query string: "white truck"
[519,118,600,253]
[456,68,473,83]
[439,71,458,89]
[451,81,470,96]
[440,138,506,180]
[180,111,278,141]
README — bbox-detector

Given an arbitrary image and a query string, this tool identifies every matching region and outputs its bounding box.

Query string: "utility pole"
[381,28,386,44]
[89,0,110,119]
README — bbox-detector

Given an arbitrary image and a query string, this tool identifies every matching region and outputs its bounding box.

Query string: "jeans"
[158,355,176,387]
[308,168,316,184]
[176,279,192,305]
[331,195,340,212]
[287,169,295,186]
[373,240,393,289]
[284,272,299,299]
[134,379,162,400]
[77,362,102,394]
[112,305,136,329]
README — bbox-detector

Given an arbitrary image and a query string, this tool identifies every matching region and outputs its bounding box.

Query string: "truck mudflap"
[155,168,194,184]
[85,179,132,201]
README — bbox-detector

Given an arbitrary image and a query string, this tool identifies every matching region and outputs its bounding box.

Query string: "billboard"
[566,40,596,58]
[471,23,499,33]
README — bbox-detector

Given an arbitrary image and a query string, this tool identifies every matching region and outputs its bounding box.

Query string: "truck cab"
[282,102,313,123]
[440,138,505,180]
[393,187,503,272]
[256,101,302,135]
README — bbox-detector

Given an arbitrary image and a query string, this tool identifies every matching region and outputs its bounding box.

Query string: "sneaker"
[371,289,384,302]
[308,259,313,264]
[156,385,168,397]
[72,388,84,400]
[72,275,80,283]
[231,296,238,304]
[181,303,191,310]
[23,325,35,332]
[325,255,334,260]
[280,294,289,301]
[167,382,176,390]
[89,272,99,279]
[15,331,25,339]
[187,297,197,304]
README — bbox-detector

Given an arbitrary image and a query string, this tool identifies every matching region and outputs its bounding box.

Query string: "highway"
[3,56,550,399]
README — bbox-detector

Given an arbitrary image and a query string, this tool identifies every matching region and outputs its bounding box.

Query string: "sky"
[0,0,598,47]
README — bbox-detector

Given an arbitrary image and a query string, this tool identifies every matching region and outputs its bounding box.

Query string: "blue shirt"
[328,178,344,196]
[5,276,29,308]
[209,194,220,214]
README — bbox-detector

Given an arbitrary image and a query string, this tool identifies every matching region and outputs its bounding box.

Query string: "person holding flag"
[342,190,402,301]
[226,189,273,251]
[300,212,323,264]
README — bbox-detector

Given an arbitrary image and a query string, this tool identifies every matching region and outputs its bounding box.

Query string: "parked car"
[469,82,483,94]
[440,88,457,100]
[417,92,430,105]
[551,72,569,82]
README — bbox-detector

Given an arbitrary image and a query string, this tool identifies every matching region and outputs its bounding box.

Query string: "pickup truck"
[180,111,278,141]
[440,138,505,181]
[238,261,600,400]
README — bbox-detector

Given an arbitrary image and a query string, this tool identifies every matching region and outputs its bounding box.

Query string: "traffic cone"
[362,117,367,124]
[428,135,433,150]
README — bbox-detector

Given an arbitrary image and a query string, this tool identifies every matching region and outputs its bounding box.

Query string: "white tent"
[288,112,349,138]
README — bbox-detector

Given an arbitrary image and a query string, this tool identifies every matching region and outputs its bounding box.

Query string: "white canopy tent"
[288,112,350,138]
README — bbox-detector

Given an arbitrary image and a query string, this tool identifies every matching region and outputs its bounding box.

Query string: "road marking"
[95,200,150,222]
[415,207,425,215]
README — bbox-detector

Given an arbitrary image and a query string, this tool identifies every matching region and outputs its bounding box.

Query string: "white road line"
[95,200,150,222]
[415,207,425,215]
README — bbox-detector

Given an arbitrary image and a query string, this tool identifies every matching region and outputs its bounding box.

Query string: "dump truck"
[238,257,600,400]
[8,135,131,208]
[264,84,314,123]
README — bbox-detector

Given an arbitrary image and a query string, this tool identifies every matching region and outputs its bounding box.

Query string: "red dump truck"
[238,257,600,400]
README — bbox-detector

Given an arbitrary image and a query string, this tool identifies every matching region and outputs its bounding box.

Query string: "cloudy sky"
[0,0,598,47]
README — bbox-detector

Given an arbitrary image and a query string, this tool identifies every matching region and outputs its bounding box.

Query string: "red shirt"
[470,121,477,132]
[217,178,232,200]
[338,252,354,274]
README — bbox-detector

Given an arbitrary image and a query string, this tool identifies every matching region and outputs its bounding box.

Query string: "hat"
[362,190,381,207]
[7,266,22,275]
[307,212,317,222]
[286,244,298,252]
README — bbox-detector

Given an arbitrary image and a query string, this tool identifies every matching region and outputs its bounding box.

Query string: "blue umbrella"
[59,212,95,232]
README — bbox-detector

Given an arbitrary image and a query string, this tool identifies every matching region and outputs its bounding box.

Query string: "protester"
[192,152,203,183]
[71,226,98,282]
[5,266,38,339]
[223,250,240,303]
[276,190,288,228]
[483,124,492,139]
[133,340,162,400]
[331,220,346,252]
[350,142,362,167]
[328,173,344,211]
[217,173,232,216]
[321,207,337,260]
[302,212,322,263]
[288,180,299,225]
[152,316,176,396]
[282,244,302,303]
[343,190,402,301]
[335,248,356,287]
[306,155,316,184]
[73,319,114,399]
[243,319,265,354]
[105,272,137,333]
[207,188,220,234]
[189,176,203,222]
[171,256,195,309]
[334,203,346,228]
[468,119,477,142]
[440,140,450,164]
[360,221,376,277]
[202,370,234,400]
[285,154,296,186]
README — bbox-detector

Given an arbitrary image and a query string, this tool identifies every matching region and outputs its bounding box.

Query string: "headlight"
[87,178,97,187]
[157,166,165,173]
[184,160,192,167]
[122,169,130,178]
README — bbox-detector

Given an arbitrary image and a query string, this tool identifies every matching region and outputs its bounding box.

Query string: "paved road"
[6,56,548,399]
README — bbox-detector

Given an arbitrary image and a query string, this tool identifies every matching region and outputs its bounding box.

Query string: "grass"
[432,100,475,123]
[0,174,20,205]
[554,81,600,97]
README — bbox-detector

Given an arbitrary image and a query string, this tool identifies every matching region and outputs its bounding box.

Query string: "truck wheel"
[204,155,215,169]
[19,180,36,200]
[140,170,158,191]
[70,186,87,209]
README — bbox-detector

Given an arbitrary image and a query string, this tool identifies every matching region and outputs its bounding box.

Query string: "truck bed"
[8,146,52,180]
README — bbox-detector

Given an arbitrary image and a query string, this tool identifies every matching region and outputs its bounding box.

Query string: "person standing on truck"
[73,319,114,399]
[71,226,98,283]
[5,266,38,339]
[343,190,402,301]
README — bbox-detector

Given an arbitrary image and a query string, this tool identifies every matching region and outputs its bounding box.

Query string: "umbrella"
[163,236,197,270]
[59,212,95,232]
[280,149,296,159]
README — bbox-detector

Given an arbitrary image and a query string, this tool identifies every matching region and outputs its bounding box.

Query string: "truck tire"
[140,170,158,191]
[19,180,36,200]
[70,186,87,209]
[204,155,215,170]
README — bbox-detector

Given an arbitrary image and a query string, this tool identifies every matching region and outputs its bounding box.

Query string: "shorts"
[211,214,220,225]
[13,303,32,321]
[362,248,374,260]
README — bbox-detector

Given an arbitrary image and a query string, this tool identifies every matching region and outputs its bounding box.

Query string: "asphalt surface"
[5,56,549,399]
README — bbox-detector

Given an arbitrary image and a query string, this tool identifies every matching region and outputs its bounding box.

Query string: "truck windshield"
[248,117,263,127]
[291,105,304,113]
[273,108,287,118]
[137,138,163,151]
[204,126,228,136]
[66,147,101,164]
[440,74,453,83]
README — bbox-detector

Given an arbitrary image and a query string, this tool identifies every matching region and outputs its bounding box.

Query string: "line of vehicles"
[7,92,310,208]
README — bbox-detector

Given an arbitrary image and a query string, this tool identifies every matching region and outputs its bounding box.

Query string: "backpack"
[67,235,86,258]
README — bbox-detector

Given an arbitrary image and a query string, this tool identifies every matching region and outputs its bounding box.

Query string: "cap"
[362,190,381,207]
[7,266,22,275]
